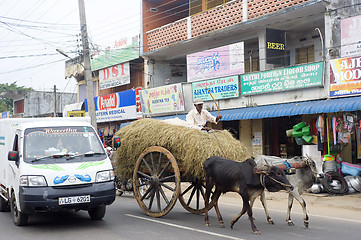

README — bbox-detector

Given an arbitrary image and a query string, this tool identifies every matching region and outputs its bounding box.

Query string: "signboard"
[241,62,323,95]
[94,89,137,123]
[91,35,139,71]
[330,55,361,97]
[139,83,185,115]
[67,111,85,117]
[341,15,361,57]
[0,111,10,119]
[187,42,244,82]
[99,62,130,90]
[266,28,286,65]
[192,75,239,101]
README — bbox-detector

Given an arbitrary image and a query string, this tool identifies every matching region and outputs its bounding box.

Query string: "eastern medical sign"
[192,76,239,102]
[139,83,185,115]
[91,35,139,71]
[94,89,137,123]
[241,62,323,95]
[99,62,130,90]
[330,55,361,97]
[341,15,361,57]
[187,42,244,82]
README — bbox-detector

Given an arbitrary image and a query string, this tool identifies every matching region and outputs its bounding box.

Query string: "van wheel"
[0,196,9,212]
[10,192,28,226]
[88,205,106,220]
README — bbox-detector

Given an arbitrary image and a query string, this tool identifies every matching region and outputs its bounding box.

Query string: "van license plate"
[59,195,90,205]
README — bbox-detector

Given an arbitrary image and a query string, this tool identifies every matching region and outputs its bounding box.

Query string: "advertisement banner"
[0,111,10,119]
[94,89,137,123]
[192,76,239,101]
[266,28,286,64]
[241,62,323,95]
[341,15,361,57]
[187,42,244,82]
[330,56,361,97]
[99,62,130,90]
[91,35,139,71]
[139,83,185,115]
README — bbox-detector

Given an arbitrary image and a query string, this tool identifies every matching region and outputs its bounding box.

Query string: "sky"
[0,0,141,93]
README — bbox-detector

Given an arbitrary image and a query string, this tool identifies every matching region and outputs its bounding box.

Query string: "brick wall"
[191,0,243,38]
[144,0,312,52]
[147,18,188,51]
[248,0,310,20]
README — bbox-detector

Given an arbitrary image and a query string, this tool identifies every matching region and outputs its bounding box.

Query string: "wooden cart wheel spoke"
[158,186,170,205]
[187,186,197,205]
[180,183,194,196]
[137,171,151,179]
[148,188,156,209]
[141,157,154,175]
[159,174,176,182]
[156,187,161,211]
[133,146,180,218]
[158,161,171,178]
[140,185,154,201]
[157,152,163,175]
[179,178,215,215]
[159,182,176,192]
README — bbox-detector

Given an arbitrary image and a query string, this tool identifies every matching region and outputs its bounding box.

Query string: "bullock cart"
[112,118,248,217]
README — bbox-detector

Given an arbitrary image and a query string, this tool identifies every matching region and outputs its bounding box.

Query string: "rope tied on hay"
[114,118,248,179]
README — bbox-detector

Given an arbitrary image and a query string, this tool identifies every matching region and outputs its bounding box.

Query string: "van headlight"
[95,170,115,182]
[20,175,47,187]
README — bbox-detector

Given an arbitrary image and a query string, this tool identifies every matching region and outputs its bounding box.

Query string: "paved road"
[0,193,360,240]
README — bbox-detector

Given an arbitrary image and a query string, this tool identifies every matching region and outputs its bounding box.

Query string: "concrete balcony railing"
[145,0,312,52]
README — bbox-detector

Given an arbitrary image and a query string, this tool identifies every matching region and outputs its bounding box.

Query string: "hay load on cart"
[112,118,248,217]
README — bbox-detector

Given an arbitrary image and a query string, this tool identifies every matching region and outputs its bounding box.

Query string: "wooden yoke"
[274,161,307,170]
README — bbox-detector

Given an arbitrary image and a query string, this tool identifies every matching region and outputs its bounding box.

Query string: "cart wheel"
[133,146,181,217]
[178,177,214,214]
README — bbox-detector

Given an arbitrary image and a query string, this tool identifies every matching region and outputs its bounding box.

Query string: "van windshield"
[24,126,106,163]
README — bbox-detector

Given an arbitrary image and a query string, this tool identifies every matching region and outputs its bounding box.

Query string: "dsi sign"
[241,62,323,95]
[94,89,137,123]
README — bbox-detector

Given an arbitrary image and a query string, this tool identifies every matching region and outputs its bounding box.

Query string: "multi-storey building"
[138,0,361,164]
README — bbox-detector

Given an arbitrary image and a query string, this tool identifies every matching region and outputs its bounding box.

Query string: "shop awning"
[220,96,361,121]
[121,96,361,127]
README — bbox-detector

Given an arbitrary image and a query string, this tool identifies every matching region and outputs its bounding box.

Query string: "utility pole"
[54,85,57,117]
[78,0,97,132]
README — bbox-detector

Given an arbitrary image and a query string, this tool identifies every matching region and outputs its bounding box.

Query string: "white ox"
[253,155,323,228]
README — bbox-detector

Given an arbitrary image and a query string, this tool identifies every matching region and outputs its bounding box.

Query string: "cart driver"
[186,98,222,131]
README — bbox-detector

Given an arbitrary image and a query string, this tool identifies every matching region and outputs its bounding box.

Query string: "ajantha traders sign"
[94,89,137,122]
[241,62,323,95]
[187,42,244,82]
[192,76,239,101]
[139,83,185,114]
[330,55,361,97]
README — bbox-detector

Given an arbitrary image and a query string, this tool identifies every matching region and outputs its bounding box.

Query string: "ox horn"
[254,165,270,174]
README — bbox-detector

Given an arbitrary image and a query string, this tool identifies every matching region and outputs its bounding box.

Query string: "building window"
[296,45,314,64]
[245,57,259,73]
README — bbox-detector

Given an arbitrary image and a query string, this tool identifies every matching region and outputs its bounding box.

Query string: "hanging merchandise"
[332,116,337,145]
[288,122,314,145]
[323,116,334,162]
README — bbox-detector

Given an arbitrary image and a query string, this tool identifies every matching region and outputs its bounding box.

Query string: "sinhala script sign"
[241,62,323,95]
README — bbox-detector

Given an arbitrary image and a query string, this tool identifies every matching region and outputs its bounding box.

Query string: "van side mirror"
[112,136,121,149]
[8,151,19,162]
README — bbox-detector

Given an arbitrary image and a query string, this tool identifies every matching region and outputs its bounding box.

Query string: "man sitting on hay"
[186,98,222,131]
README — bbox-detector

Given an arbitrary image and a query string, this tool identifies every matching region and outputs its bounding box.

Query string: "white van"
[0,117,115,226]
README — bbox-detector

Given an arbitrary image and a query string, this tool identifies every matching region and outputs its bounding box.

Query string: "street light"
[56,48,98,132]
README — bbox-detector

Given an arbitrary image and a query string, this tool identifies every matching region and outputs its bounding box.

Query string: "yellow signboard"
[67,111,85,117]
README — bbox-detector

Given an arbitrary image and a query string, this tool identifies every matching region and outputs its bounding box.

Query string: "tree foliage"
[0,82,32,114]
